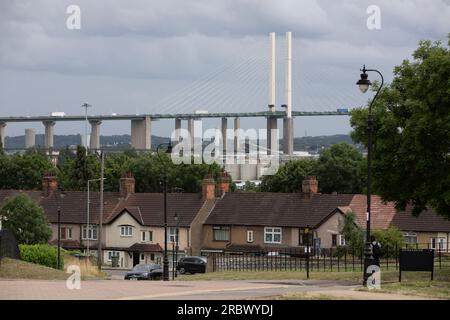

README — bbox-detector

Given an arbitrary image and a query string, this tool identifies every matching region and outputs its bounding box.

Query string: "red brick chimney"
[202,174,216,201]
[217,172,231,197]
[119,172,135,198]
[42,172,58,197]
[302,175,318,195]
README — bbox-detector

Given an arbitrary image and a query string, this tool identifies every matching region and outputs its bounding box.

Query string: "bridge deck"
[0,111,350,123]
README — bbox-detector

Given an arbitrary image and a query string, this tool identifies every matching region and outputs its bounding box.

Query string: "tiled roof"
[204,192,355,227]
[128,243,163,252]
[105,193,205,227]
[390,207,450,232]
[347,195,397,230]
[0,190,204,227]
[49,239,81,249]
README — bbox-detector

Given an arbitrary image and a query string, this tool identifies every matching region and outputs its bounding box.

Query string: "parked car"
[176,256,207,274]
[124,264,163,280]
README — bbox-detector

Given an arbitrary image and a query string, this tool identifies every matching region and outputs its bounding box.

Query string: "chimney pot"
[302,175,318,195]
[42,171,58,197]
[119,172,135,198]
[217,172,231,197]
[202,174,216,201]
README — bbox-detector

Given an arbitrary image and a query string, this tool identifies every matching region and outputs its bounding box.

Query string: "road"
[0,279,434,300]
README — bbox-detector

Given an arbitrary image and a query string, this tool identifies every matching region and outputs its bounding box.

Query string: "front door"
[133,252,140,266]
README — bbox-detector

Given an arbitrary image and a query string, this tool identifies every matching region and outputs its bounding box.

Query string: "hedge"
[19,244,69,270]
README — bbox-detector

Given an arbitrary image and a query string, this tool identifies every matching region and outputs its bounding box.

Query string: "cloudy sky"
[1,0,449,138]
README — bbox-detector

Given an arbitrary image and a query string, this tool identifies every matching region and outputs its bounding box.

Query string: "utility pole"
[97,151,105,269]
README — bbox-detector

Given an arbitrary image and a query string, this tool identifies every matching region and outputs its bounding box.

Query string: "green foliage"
[372,227,404,258]
[0,193,52,245]
[58,145,100,191]
[0,151,55,190]
[350,36,450,217]
[19,244,65,270]
[316,143,366,194]
[340,211,365,253]
[240,181,261,192]
[260,159,317,192]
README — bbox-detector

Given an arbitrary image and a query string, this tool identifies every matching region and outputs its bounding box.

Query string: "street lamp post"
[174,212,179,278]
[87,178,102,258]
[54,189,65,270]
[356,65,384,286]
[305,225,310,279]
[157,141,173,281]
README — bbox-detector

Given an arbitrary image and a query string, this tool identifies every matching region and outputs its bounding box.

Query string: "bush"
[372,227,404,258]
[19,244,65,270]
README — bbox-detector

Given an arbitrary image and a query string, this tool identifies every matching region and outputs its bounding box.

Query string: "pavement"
[0,278,437,300]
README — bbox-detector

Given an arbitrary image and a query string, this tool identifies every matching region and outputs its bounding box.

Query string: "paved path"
[0,279,436,300]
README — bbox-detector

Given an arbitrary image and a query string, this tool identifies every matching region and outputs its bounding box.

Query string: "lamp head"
[356,65,371,93]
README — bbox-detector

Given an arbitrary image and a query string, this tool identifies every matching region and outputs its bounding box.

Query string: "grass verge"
[0,257,108,280]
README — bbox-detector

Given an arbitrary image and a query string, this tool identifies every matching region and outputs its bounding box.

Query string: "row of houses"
[1,173,449,269]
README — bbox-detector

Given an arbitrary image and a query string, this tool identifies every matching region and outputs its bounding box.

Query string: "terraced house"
[0,174,449,269]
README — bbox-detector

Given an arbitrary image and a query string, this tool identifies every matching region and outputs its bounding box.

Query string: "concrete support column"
[0,122,6,149]
[174,118,181,143]
[187,118,194,152]
[89,120,102,150]
[267,116,278,155]
[221,117,228,156]
[25,129,36,149]
[131,116,151,150]
[234,117,241,155]
[283,116,293,155]
[43,121,55,149]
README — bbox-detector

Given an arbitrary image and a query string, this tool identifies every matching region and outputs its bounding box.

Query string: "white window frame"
[167,227,178,243]
[338,234,346,246]
[246,230,254,243]
[141,231,147,242]
[120,225,133,237]
[82,225,98,240]
[403,232,417,245]
[264,227,282,244]
[107,251,120,261]
[431,237,445,250]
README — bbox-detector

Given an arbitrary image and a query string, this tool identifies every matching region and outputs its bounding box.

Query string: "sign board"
[399,249,434,281]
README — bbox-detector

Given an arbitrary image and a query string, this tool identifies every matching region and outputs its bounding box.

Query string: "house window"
[108,251,120,261]
[264,227,282,244]
[247,230,254,243]
[60,227,72,240]
[332,234,337,247]
[167,227,178,243]
[431,238,445,250]
[403,232,417,245]
[141,231,147,242]
[149,230,153,242]
[82,225,98,240]
[339,234,346,246]
[299,228,313,245]
[140,254,145,260]
[213,226,230,241]
[120,225,133,237]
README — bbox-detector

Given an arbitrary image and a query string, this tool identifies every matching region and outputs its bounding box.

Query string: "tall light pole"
[87,178,102,258]
[157,141,173,281]
[54,188,65,270]
[81,103,92,155]
[174,212,179,278]
[356,65,384,286]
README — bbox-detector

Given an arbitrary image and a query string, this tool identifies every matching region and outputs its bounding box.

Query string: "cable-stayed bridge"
[0,32,369,156]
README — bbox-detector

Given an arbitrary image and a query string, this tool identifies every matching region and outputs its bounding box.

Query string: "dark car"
[124,264,163,280]
[176,256,207,274]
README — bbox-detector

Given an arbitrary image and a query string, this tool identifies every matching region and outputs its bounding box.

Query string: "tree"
[350,36,450,217]
[0,193,52,244]
[316,143,366,194]
[372,227,404,258]
[340,211,365,253]
[58,145,100,191]
[0,151,55,190]
[260,159,317,192]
